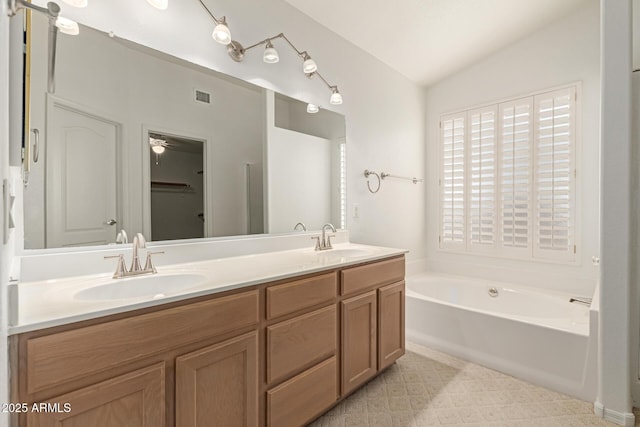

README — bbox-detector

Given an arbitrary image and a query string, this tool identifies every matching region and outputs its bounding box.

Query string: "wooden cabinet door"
[27,363,165,427]
[175,332,258,427]
[378,281,405,370]
[341,290,377,395]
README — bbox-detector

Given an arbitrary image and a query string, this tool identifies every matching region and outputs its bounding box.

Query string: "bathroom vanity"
[9,248,405,427]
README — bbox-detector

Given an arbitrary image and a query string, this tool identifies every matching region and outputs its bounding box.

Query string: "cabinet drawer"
[26,290,259,394]
[267,356,337,427]
[266,272,337,320]
[340,256,405,296]
[267,305,336,385]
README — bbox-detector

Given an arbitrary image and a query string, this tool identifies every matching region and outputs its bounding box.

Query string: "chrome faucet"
[105,233,163,278]
[115,229,128,244]
[312,223,336,251]
[294,222,307,232]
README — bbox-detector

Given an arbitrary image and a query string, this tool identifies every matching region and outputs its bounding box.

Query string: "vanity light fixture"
[263,41,279,64]
[194,1,342,105]
[197,0,231,45]
[302,53,317,74]
[61,0,87,7]
[212,17,231,45]
[146,0,168,9]
[55,16,80,35]
[329,87,343,105]
[225,32,343,106]
[302,52,318,74]
[306,103,319,114]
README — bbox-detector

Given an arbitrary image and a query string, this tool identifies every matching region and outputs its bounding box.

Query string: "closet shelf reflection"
[150,181,193,192]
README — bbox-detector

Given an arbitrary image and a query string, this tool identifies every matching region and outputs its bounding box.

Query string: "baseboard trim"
[594,401,635,426]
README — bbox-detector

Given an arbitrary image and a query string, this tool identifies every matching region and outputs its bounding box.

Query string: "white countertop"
[10,243,406,335]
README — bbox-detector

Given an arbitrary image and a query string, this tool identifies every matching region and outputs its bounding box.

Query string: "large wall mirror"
[23,14,346,249]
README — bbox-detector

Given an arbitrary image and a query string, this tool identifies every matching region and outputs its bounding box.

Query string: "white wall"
[424,0,600,295]
[26,18,264,247]
[599,0,634,424]
[267,126,333,233]
[270,92,344,233]
[27,0,427,261]
[267,129,333,233]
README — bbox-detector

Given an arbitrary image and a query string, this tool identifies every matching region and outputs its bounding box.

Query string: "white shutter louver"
[499,99,533,256]
[468,107,497,251]
[440,114,465,248]
[533,88,576,261]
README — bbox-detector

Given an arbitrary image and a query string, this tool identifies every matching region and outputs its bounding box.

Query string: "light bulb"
[306,103,319,114]
[151,144,165,154]
[146,0,168,9]
[263,43,279,64]
[55,17,80,35]
[212,19,231,45]
[61,0,87,7]
[302,56,317,74]
[330,89,343,105]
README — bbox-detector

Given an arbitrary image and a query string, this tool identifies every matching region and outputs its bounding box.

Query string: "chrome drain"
[488,287,499,297]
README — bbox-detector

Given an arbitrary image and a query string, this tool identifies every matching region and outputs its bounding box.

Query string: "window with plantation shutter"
[468,106,497,252]
[533,87,576,261]
[438,84,577,263]
[439,113,466,249]
[499,98,533,257]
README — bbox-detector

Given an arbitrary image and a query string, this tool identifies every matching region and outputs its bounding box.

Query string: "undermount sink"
[74,273,208,301]
[316,248,373,261]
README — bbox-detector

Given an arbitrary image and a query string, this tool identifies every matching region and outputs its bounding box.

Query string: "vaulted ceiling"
[283,0,590,86]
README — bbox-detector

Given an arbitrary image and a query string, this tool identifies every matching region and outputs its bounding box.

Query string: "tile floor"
[310,342,620,426]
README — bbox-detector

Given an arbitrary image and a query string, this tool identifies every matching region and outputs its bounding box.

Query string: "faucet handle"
[311,236,321,251]
[144,251,164,273]
[104,254,127,279]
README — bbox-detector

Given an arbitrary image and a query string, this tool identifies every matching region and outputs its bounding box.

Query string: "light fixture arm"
[7,0,60,18]
[307,71,337,93]
[196,0,225,25]
[242,33,308,61]
[7,0,61,93]
[276,33,305,58]
[242,33,283,53]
